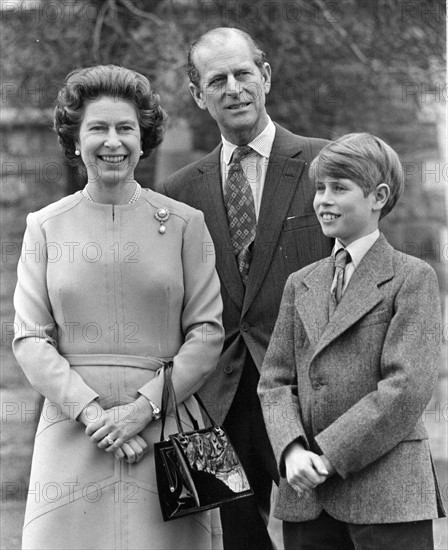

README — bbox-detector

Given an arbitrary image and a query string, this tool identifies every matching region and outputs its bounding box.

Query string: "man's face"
[190,35,271,145]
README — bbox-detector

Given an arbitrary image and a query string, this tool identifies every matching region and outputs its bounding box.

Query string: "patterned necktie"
[224,145,256,285]
[330,248,351,305]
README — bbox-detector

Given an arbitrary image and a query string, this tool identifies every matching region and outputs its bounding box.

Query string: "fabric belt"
[63,353,172,371]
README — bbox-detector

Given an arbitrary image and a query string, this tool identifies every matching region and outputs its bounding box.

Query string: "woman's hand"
[114,434,148,464]
[85,396,154,451]
[78,399,106,428]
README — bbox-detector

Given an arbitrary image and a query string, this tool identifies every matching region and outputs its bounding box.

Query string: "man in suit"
[258,133,445,549]
[161,27,332,550]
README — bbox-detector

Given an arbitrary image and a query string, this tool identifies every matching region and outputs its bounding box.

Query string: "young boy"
[258,133,445,550]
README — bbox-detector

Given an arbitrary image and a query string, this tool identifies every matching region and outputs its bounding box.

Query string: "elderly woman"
[13,65,224,550]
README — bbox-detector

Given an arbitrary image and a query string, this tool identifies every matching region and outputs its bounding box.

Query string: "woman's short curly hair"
[54,64,167,165]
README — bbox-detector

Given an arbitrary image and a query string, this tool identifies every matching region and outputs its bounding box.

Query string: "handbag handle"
[159,361,198,441]
[165,362,184,434]
[159,361,219,441]
[190,391,218,429]
[159,361,172,442]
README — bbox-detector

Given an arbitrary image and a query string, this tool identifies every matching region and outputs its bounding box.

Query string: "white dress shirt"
[220,118,276,220]
[333,229,380,293]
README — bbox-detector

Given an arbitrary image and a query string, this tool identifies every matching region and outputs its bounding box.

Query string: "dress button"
[240,322,250,332]
[224,365,233,374]
[312,380,322,390]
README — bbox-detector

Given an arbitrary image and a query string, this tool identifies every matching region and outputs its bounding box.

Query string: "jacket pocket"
[401,422,429,442]
[283,213,320,232]
[280,215,331,268]
[356,309,390,328]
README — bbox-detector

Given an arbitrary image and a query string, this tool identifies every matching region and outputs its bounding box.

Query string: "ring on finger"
[106,434,115,446]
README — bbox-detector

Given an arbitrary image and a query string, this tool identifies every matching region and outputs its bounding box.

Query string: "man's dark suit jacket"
[162,124,333,424]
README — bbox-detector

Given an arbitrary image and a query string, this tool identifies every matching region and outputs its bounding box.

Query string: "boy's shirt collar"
[333,229,380,270]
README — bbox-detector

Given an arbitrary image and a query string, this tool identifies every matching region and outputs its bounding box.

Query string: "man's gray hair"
[187,27,267,88]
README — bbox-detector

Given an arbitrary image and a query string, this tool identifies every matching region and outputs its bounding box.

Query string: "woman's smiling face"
[76,96,141,187]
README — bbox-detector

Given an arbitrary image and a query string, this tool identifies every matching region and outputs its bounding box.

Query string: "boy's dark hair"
[309,133,405,218]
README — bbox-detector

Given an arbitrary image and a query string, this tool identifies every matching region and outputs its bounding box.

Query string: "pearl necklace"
[82,182,142,204]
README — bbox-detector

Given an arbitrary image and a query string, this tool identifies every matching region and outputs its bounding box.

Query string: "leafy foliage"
[2,0,444,150]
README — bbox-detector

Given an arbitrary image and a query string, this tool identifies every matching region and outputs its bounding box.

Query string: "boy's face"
[313,177,381,247]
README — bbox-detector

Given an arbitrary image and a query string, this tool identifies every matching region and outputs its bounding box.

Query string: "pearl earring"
[140,150,143,156]
[75,149,80,156]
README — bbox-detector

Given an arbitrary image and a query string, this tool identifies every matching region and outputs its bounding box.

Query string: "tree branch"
[313,0,369,66]
[93,0,116,63]
[116,0,164,25]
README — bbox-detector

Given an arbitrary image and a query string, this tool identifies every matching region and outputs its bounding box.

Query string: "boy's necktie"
[330,248,351,305]
[224,146,256,285]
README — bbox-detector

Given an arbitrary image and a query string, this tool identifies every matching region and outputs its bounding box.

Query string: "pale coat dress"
[258,234,446,524]
[13,188,224,550]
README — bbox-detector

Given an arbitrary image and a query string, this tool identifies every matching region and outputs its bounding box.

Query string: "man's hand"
[284,441,329,497]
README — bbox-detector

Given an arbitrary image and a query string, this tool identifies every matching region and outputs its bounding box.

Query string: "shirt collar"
[221,117,276,165]
[333,229,380,269]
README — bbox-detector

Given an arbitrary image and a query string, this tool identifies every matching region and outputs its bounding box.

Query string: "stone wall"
[1,109,446,548]
[1,108,67,547]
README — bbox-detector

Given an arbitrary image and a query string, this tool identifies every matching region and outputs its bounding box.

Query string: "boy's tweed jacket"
[258,234,446,523]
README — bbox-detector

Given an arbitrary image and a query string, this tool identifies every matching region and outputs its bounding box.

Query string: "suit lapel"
[243,125,306,314]
[197,146,245,309]
[299,235,395,357]
[296,258,335,347]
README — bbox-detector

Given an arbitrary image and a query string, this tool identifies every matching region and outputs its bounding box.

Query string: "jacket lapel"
[297,257,335,347]
[297,235,395,356]
[242,125,307,315]
[197,146,245,309]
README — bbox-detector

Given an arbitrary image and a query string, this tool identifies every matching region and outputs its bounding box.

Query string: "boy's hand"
[320,454,336,476]
[284,442,329,496]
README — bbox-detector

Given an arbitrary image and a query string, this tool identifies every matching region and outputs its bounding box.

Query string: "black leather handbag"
[154,362,253,521]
